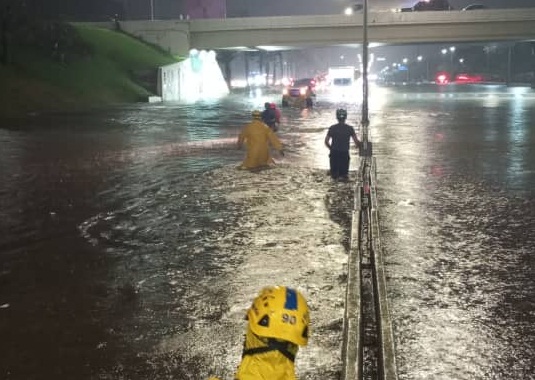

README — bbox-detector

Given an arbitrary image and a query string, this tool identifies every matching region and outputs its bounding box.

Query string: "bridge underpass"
[103,9,535,54]
[78,8,535,90]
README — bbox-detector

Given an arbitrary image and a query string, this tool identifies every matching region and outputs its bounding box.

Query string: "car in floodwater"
[281,78,316,108]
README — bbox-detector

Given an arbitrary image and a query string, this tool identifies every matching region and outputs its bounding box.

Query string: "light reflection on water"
[373,85,535,379]
[1,86,534,379]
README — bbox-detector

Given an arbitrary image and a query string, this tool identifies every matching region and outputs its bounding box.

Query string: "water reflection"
[374,85,535,379]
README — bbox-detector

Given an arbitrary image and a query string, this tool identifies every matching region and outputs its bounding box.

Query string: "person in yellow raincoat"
[209,286,310,380]
[238,110,284,169]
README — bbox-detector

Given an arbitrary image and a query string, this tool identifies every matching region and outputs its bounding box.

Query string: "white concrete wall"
[158,50,229,102]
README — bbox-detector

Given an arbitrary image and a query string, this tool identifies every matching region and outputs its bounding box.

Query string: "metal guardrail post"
[341,163,364,380]
[369,158,398,380]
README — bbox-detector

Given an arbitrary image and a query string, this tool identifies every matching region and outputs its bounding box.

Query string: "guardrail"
[342,154,398,380]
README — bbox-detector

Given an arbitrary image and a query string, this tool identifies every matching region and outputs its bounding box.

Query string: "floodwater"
[373,85,535,380]
[0,84,534,380]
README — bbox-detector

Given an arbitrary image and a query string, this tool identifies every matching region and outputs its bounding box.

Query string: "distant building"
[184,0,226,19]
[121,0,181,20]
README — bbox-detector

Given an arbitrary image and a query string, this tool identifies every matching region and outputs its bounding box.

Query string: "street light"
[362,0,369,130]
[459,58,465,72]
[449,46,456,65]
[441,47,456,70]
[416,55,422,81]
[402,58,409,82]
[417,55,429,82]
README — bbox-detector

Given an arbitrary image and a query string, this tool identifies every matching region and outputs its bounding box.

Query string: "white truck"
[327,66,358,98]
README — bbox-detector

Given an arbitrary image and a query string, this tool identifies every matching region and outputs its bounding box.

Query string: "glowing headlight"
[300,87,307,95]
[282,88,289,95]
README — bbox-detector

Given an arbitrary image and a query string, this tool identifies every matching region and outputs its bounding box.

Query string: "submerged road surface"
[1,84,534,379]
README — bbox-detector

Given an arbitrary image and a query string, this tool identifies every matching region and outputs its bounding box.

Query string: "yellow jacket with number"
[208,326,298,380]
[234,326,298,380]
[238,120,283,169]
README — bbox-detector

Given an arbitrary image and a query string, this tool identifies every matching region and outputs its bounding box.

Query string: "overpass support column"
[244,52,250,89]
[278,52,284,81]
[506,44,513,86]
[216,50,236,89]
[531,42,535,89]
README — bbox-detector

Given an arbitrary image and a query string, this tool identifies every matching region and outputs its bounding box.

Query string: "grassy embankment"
[0,25,179,117]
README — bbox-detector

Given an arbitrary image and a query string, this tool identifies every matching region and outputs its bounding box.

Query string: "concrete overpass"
[105,8,535,56]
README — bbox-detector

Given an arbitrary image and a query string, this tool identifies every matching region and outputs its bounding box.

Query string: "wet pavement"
[1,84,534,379]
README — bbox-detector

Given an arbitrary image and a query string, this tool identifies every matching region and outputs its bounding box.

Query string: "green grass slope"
[0,25,178,118]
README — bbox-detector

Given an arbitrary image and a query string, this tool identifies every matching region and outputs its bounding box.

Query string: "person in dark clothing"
[324,108,360,180]
[262,102,278,131]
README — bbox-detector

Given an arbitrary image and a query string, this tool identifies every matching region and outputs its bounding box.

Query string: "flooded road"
[373,85,535,380]
[1,84,535,380]
[1,95,353,380]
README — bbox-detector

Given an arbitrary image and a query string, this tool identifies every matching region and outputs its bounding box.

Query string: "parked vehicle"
[350,3,364,12]
[343,2,363,14]
[461,4,488,10]
[400,0,453,12]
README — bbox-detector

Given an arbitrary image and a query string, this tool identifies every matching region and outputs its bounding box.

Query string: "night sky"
[226,0,535,17]
[11,0,535,21]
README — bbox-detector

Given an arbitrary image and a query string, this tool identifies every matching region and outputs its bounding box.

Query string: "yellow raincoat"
[209,325,298,380]
[208,285,308,380]
[238,120,283,169]
[234,326,299,380]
